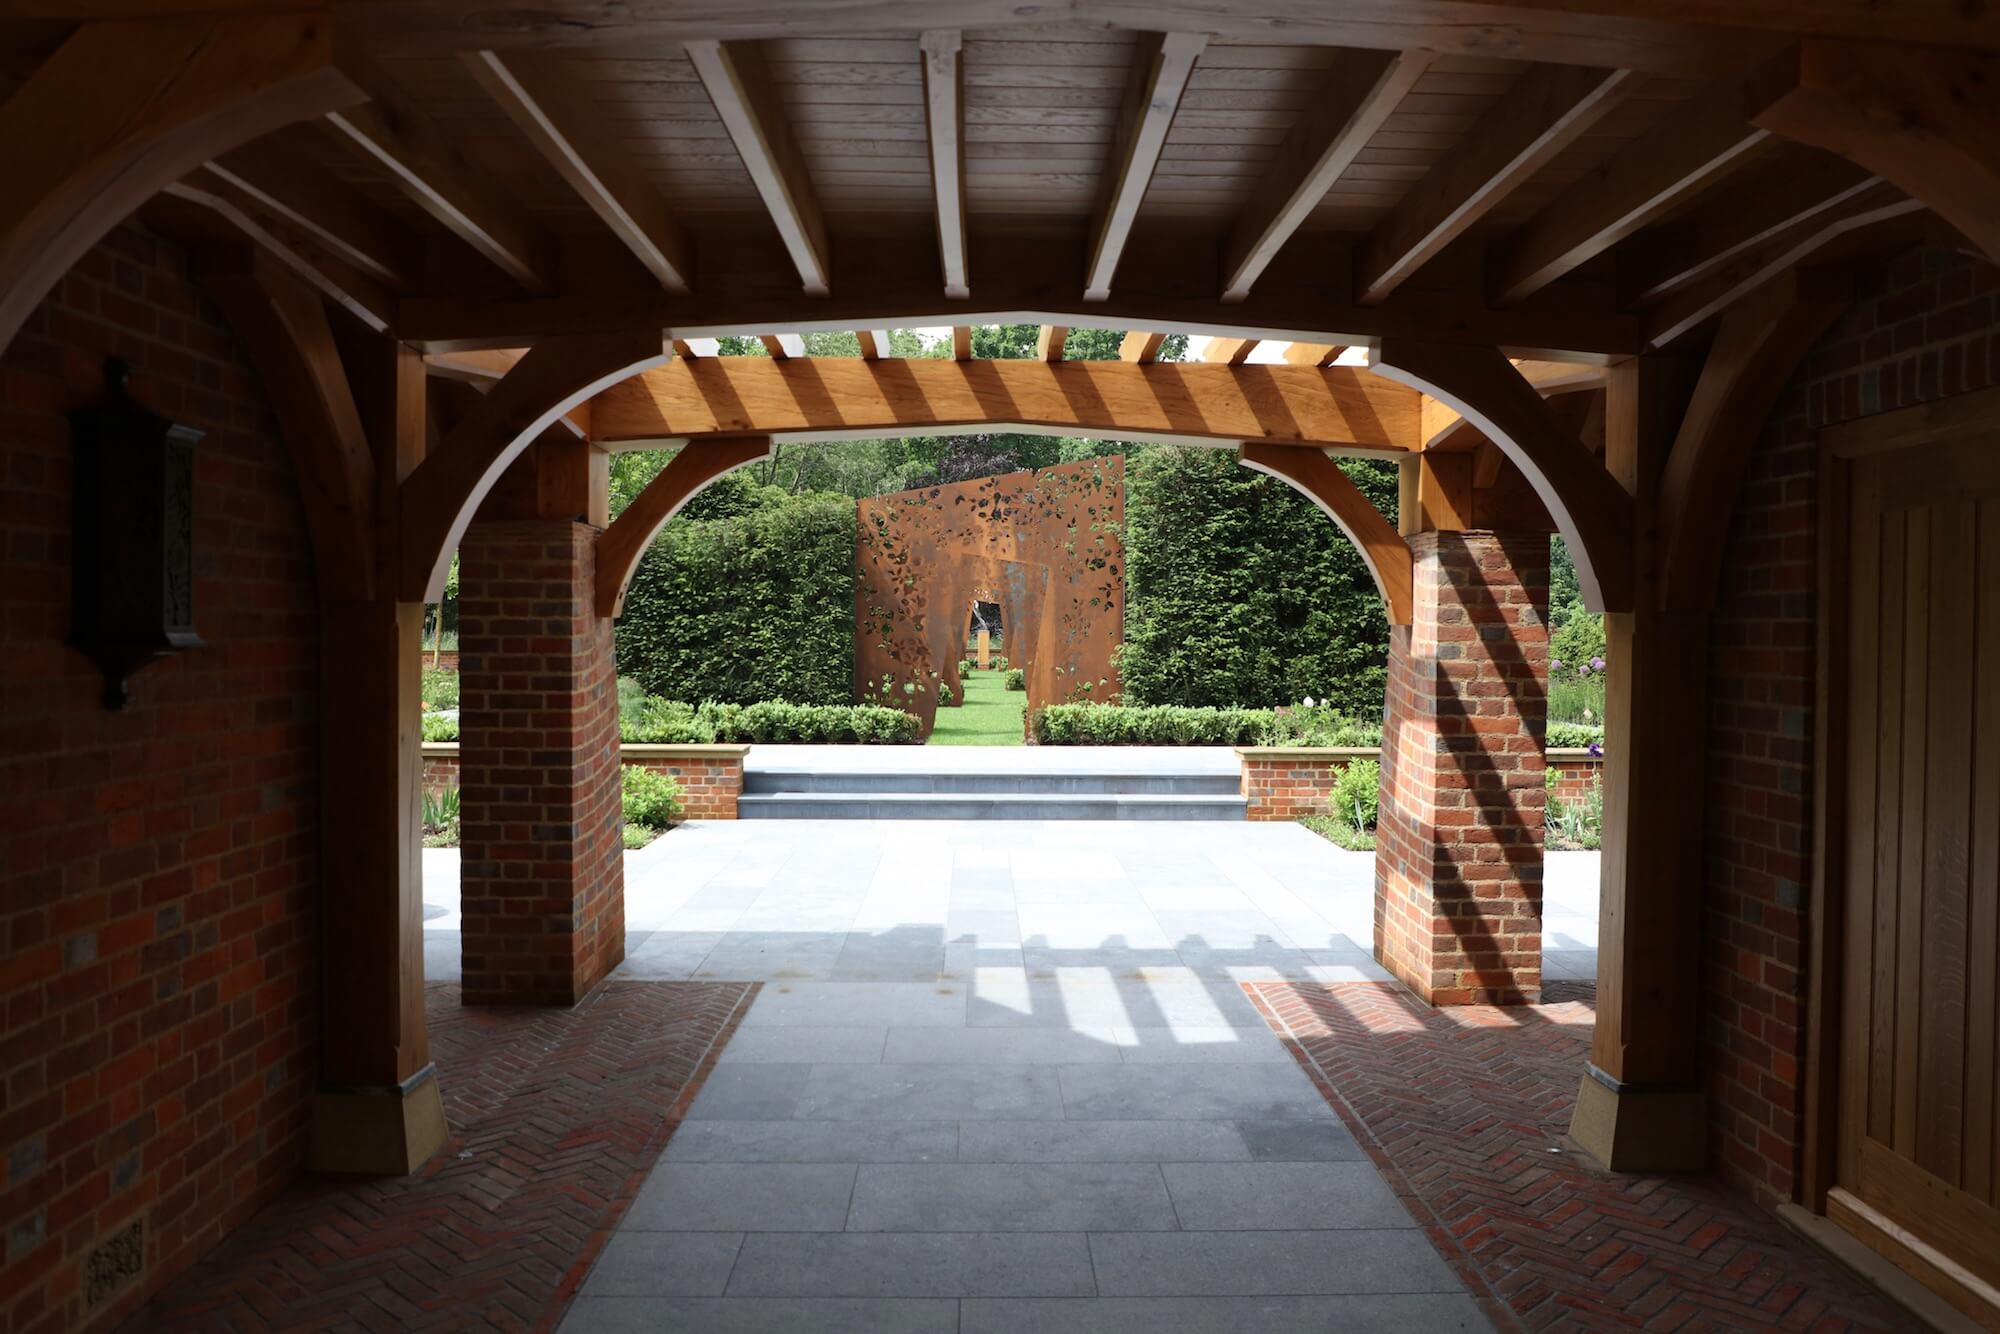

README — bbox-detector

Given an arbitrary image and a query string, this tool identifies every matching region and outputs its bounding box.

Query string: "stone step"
[736,792,1249,821]
[742,770,1243,797]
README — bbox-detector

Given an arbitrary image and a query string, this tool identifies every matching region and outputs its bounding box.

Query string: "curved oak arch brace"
[197,248,378,601]
[596,436,775,618]
[1654,266,1850,611]
[0,13,362,360]
[1370,341,1635,612]
[399,329,670,601]
[1238,442,1413,626]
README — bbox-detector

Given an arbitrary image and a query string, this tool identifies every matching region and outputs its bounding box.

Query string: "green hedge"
[1028,703,1385,747]
[615,478,855,705]
[623,698,921,745]
[1547,720,1605,749]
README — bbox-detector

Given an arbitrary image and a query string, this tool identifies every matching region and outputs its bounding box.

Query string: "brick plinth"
[458,522,624,1006]
[1374,531,1548,1005]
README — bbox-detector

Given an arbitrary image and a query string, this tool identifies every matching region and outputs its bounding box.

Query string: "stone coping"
[1235,744,1604,762]
[419,741,751,759]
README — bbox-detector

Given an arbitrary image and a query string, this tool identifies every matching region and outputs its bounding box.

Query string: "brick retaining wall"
[423,743,749,822]
[1239,747,1601,821]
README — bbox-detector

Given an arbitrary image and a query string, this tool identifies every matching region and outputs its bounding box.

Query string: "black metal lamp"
[68,359,205,710]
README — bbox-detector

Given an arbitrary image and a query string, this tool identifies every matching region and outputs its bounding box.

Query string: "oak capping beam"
[1654,266,1851,610]
[1120,330,1167,363]
[588,357,1422,452]
[596,436,775,617]
[0,12,365,361]
[1357,63,1639,305]
[1420,359,1608,448]
[1494,90,1772,304]
[462,49,692,294]
[919,29,969,300]
[421,347,590,438]
[1747,39,2000,267]
[324,83,551,294]
[196,245,377,600]
[1036,325,1069,362]
[1203,337,1256,365]
[206,139,416,287]
[1371,341,1634,610]
[1222,48,1432,303]
[686,38,831,296]
[1084,31,1207,302]
[1239,441,1412,625]
[399,329,669,600]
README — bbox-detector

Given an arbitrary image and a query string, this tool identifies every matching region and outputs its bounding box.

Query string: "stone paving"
[422,820,1596,1333]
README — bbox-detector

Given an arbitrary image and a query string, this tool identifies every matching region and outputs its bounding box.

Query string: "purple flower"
[1587,741,1603,757]
[1589,656,1605,672]
[1550,658,1563,671]
[1577,664,1590,677]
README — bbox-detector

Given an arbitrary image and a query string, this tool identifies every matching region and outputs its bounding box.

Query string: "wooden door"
[1833,424,2000,1320]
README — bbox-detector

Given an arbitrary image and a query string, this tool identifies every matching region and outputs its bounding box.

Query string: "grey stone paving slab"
[1115,1026,1290,1063]
[959,1295,1492,1333]
[663,1120,958,1164]
[1160,1162,1413,1230]
[881,1026,1124,1065]
[955,1121,1257,1164]
[713,1026,886,1064]
[743,982,967,1028]
[683,1064,812,1120]
[612,930,722,980]
[724,1232,1097,1297]
[1232,1119,1367,1162]
[796,1063,1065,1121]
[846,1163,1178,1232]
[1088,1229,1463,1295]
[559,1297,959,1334]
[624,1163,857,1232]
[1059,1063,1333,1122]
[576,1232,742,1297]
[965,976,1268,1030]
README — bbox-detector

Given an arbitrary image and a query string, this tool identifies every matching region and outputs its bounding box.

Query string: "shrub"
[992,655,1009,671]
[421,714,458,742]
[957,659,975,678]
[1267,706,1381,747]
[421,667,459,711]
[620,697,922,745]
[1546,720,1605,750]
[1546,768,1603,849]
[1004,668,1025,691]
[1029,703,1271,746]
[421,787,460,847]
[1329,758,1380,832]
[622,824,658,850]
[938,682,955,708]
[622,765,684,830]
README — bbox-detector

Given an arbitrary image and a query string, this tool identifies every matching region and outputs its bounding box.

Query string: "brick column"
[1374,530,1548,1005]
[457,521,625,1005]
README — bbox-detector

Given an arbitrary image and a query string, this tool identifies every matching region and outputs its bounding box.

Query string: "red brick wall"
[0,227,319,1332]
[1375,531,1549,1005]
[422,748,745,821]
[1704,246,1999,1205]
[1242,751,1598,821]
[457,522,624,1005]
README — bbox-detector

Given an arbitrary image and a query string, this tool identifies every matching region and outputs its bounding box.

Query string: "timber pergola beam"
[919,30,969,300]
[1085,31,1206,301]
[596,436,775,617]
[205,138,418,288]
[587,356,1422,453]
[1238,442,1412,625]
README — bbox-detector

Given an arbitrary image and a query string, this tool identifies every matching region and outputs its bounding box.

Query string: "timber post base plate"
[308,1064,448,1175]
[1570,1066,1708,1173]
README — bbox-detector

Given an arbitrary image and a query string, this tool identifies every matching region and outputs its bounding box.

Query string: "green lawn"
[928,669,1025,745]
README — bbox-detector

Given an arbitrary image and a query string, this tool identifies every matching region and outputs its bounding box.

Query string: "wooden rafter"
[596,437,775,617]
[1420,359,1609,448]
[919,30,969,300]
[325,81,550,293]
[856,330,889,359]
[951,326,973,361]
[685,39,830,296]
[1284,343,1344,367]
[206,139,415,287]
[588,357,1421,452]
[462,50,691,294]
[1357,64,1638,305]
[1036,325,1069,362]
[1084,31,1206,302]
[1492,91,1772,303]
[758,334,791,359]
[1238,442,1412,625]
[1222,49,1431,302]
[421,347,590,438]
[1120,330,1167,363]
[0,13,363,360]
[1203,337,1257,365]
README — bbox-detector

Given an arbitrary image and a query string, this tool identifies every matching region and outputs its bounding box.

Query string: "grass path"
[927,668,1025,745]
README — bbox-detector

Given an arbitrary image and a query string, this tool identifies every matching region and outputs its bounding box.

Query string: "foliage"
[1548,535,1606,686]
[938,682,955,708]
[1547,671,1607,726]
[1300,813,1375,851]
[992,655,1009,671]
[1030,703,1272,746]
[1547,769,1603,850]
[1330,758,1380,832]
[623,824,658,850]
[1117,447,1397,715]
[421,787,460,847]
[1267,707,1382,747]
[616,484,855,705]
[621,697,922,745]
[1546,720,1605,750]
[621,765,684,830]
[421,668,459,712]
[1004,668,1025,691]
[421,714,459,742]
[957,659,975,678]
[929,668,1027,746]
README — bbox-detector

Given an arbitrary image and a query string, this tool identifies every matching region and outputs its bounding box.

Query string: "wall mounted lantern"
[68,359,204,710]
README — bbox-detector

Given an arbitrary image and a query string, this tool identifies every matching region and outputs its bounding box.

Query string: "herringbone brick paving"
[1246,980,1910,1333]
[123,981,755,1334]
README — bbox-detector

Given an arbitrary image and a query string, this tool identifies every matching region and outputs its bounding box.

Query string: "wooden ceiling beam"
[324,80,551,294]
[1747,40,2000,267]
[461,49,691,294]
[1492,91,1773,304]
[589,357,1421,452]
[1084,31,1207,302]
[1120,330,1167,363]
[421,346,590,437]
[1222,49,1431,302]
[685,38,831,297]
[1357,63,1639,305]
[1036,325,1069,362]
[919,30,969,301]
[1203,337,1257,365]
[205,140,416,288]
[1419,359,1608,448]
